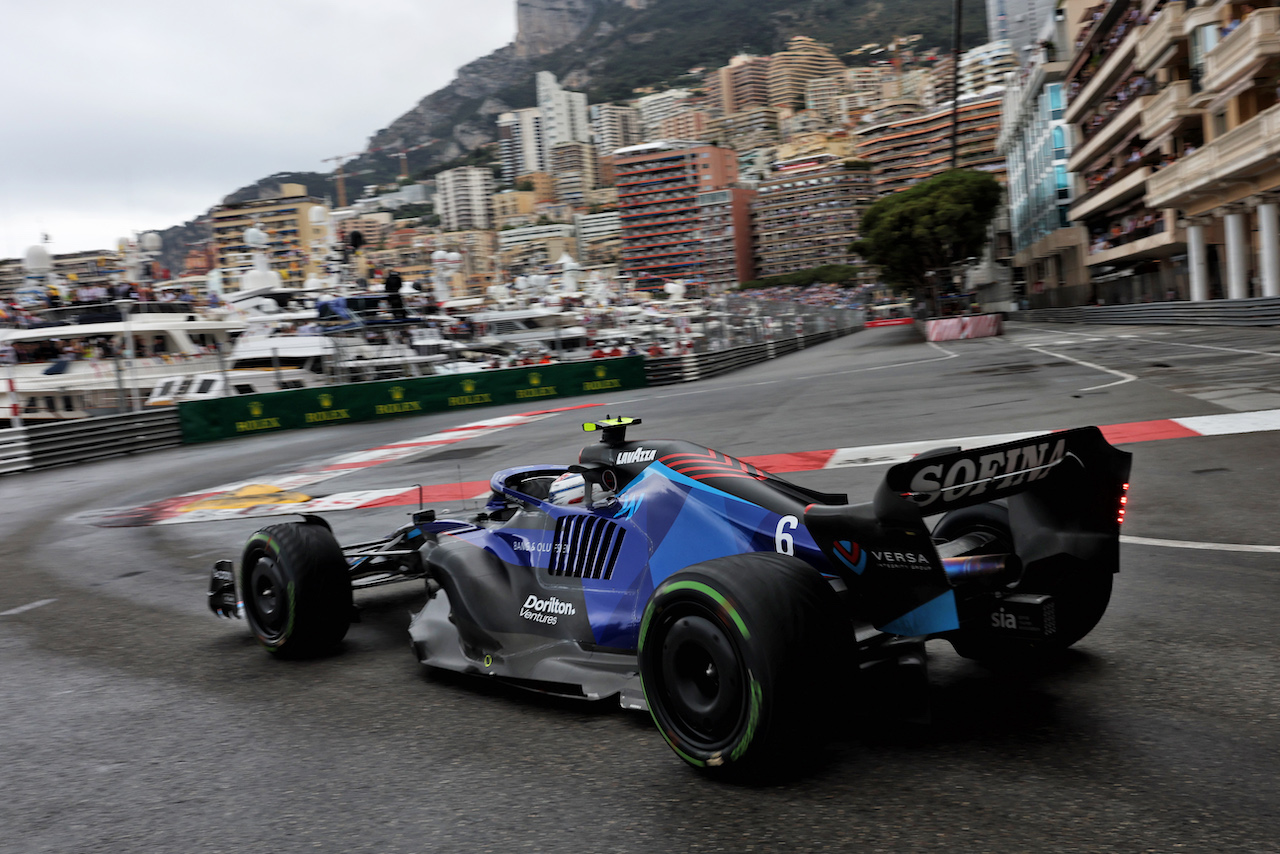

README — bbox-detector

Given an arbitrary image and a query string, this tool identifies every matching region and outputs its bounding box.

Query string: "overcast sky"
[0,0,516,261]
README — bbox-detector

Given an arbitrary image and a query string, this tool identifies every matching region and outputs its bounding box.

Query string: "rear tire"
[638,554,849,779]
[239,522,352,657]
[934,504,1112,666]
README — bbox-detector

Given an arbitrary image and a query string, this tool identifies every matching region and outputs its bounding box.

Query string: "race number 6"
[775,515,798,556]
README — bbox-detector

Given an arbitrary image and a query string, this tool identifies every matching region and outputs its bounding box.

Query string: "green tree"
[852,169,1001,290]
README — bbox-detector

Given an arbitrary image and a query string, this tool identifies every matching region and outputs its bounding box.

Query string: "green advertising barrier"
[178,357,648,443]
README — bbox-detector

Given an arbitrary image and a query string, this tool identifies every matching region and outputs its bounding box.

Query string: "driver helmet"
[549,472,586,505]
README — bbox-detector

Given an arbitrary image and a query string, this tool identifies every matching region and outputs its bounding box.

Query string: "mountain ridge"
[158,0,987,272]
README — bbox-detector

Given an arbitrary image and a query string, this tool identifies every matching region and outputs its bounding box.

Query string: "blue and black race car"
[210,416,1132,777]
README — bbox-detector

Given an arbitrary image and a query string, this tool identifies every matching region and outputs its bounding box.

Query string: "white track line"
[1121,535,1280,554]
[0,599,56,616]
[1024,344,1138,391]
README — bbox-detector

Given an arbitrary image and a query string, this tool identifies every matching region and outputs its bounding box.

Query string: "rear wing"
[806,427,1132,635]
[875,426,1131,522]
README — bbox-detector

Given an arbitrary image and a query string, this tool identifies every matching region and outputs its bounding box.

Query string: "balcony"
[1071,166,1152,222]
[1135,1,1187,72]
[1146,102,1280,209]
[1202,7,1280,94]
[1067,94,1150,174]
[1065,28,1140,126]
[1141,79,1201,139]
[1085,212,1184,266]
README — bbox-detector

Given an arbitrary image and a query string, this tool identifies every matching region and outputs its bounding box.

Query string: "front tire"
[638,554,849,778]
[239,522,352,657]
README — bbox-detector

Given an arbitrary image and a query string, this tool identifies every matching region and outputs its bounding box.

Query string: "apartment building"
[805,75,849,126]
[767,36,846,109]
[856,93,1006,194]
[988,0,1058,60]
[1064,0,1187,304]
[436,229,498,296]
[613,140,740,290]
[634,89,695,140]
[491,190,541,229]
[705,54,773,117]
[960,39,1020,95]
[1141,0,1280,300]
[589,103,642,155]
[436,167,495,232]
[549,141,598,208]
[694,188,757,291]
[717,106,783,151]
[497,108,545,186]
[1000,0,1093,305]
[536,72,591,166]
[752,153,874,278]
[210,183,327,284]
[574,210,622,266]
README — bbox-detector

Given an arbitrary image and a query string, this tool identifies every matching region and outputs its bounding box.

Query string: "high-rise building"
[856,93,1006,194]
[717,106,782,152]
[612,140,740,289]
[659,107,713,142]
[768,36,846,109]
[536,72,591,166]
[960,39,1018,96]
[705,54,773,117]
[805,75,849,126]
[999,0,1090,307]
[694,187,758,291]
[634,89,694,140]
[590,103,642,155]
[497,108,545,186]
[436,167,496,231]
[210,183,327,284]
[987,0,1057,62]
[549,141,598,208]
[752,153,874,278]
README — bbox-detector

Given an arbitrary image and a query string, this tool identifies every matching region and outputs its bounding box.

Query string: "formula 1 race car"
[209,416,1132,777]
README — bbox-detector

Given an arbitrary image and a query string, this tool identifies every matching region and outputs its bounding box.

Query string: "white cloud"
[0,0,516,259]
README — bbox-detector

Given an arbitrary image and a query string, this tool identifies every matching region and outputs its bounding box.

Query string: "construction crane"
[321,151,365,208]
[367,138,438,180]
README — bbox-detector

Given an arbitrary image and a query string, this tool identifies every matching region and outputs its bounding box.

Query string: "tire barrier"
[923,314,1004,342]
[0,409,182,475]
[1012,295,1280,327]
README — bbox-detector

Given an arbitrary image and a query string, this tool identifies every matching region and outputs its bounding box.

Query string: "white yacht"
[0,301,245,422]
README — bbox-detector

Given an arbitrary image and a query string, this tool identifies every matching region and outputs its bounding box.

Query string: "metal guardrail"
[1012,296,1280,326]
[0,427,32,475]
[644,328,856,386]
[0,409,181,475]
[1,318,863,472]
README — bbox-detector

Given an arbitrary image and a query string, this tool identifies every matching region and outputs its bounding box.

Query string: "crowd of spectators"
[737,283,865,309]
[1089,210,1167,254]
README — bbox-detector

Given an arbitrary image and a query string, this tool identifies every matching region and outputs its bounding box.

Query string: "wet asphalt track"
[2,322,1279,853]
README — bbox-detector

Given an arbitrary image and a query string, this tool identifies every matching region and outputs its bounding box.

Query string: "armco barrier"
[0,409,182,475]
[179,356,647,443]
[0,426,32,474]
[644,327,856,385]
[1013,295,1280,326]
